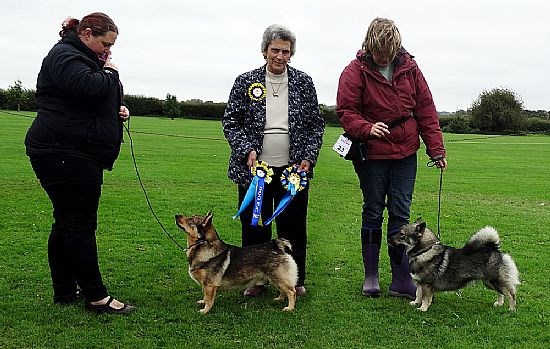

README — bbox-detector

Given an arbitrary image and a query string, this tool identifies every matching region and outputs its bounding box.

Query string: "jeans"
[29,154,109,302]
[237,166,309,286]
[353,153,417,236]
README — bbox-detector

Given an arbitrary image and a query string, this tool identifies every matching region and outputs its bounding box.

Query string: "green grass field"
[1,111,549,348]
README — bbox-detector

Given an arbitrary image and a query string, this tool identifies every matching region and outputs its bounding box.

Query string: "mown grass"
[1,111,549,348]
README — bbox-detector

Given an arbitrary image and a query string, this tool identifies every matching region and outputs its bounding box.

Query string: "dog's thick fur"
[175,212,298,314]
[389,219,520,312]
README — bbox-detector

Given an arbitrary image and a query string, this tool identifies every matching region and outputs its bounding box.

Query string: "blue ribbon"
[251,176,265,226]
[264,166,308,225]
[232,161,273,226]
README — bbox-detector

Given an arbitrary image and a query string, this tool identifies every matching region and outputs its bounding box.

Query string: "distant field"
[1,111,549,348]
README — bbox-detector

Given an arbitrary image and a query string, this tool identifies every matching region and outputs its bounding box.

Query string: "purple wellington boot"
[361,229,381,297]
[387,244,416,300]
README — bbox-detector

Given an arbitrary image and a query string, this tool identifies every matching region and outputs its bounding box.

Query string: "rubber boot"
[388,244,416,300]
[361,229,381,297]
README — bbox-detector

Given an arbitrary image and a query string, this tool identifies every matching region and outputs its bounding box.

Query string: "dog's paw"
[409,300,421,307]
[493,294,505,307]
[274,295,285,301]
[199,308,210,314]
[196,299,205,304]
[282,306,294,312]
[417,305,429,312]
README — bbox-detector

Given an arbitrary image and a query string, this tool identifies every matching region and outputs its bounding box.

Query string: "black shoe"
[86,296,135,314]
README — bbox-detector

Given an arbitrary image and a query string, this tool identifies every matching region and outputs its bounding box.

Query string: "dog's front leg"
[199,286,218,314]
[498,289,517,311]
[279,286,296,311]
[410,284,422,307]
[507,291,517,311]
[493,293,505,308]
[418,286,433,312]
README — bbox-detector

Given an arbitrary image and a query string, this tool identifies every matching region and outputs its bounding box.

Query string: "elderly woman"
[222,24,325,297]
[336,18,447,300]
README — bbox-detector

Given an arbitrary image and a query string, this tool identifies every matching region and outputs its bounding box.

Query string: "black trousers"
[29,154,108,302]
[237,166,309,286]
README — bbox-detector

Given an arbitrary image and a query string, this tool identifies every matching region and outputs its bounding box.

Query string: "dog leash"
[123,121,187,252]
[427,158,444,239]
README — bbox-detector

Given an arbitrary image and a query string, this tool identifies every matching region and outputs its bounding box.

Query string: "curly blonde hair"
[361,18,401,60]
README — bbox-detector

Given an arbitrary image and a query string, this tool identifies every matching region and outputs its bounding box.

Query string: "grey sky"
[1,0,549,112]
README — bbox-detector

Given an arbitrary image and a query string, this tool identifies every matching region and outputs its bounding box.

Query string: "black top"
[25,31,124,170]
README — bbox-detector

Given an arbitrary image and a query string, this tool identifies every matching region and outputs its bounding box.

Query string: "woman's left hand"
[119,106,130,122]
[430,156,448,170]
[297,160,311,173]
[435,157,448,170]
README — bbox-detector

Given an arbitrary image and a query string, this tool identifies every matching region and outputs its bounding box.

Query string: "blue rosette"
[264,165,308,225]
[232,160,273,226]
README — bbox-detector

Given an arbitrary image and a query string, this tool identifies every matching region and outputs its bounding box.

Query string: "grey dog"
[389,219,520,312]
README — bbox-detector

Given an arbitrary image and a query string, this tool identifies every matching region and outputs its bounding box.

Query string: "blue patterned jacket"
[222,65,325,186]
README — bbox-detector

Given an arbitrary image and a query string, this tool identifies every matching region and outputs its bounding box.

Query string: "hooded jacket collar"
[356,47,413,70]
[61,31,103,66]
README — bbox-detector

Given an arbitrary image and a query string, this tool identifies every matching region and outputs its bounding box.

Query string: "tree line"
[1,80,549,134]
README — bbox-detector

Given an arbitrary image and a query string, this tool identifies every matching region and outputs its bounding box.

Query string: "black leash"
[427,159,444,239]
[123,120,187,252]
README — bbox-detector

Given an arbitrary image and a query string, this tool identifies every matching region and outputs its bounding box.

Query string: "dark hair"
[59,12,118,38]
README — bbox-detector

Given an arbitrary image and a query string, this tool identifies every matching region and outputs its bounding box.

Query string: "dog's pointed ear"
[415,222,426,236]
[201,211,213,229]
[415,217,423,224]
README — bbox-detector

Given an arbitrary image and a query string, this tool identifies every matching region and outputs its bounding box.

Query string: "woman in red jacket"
[336,18,447,300]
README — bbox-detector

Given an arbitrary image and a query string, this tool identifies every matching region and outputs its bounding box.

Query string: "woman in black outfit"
[25,12,133,314]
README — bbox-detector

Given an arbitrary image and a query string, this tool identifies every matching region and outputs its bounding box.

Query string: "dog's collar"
[185,239,206,252]
[409,242,440,258]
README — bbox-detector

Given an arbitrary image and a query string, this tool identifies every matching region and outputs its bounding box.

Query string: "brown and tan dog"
[175,212,298,314]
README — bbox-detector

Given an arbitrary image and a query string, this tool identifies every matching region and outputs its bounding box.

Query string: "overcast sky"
[1,0,549,112]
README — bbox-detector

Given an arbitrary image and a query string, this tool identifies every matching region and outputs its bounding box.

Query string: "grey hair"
[261,24,296,57]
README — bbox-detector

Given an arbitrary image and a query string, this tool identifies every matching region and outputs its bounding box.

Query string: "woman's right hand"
[103,53,118,71]
[246,150,257,169]
[370,122,390,138]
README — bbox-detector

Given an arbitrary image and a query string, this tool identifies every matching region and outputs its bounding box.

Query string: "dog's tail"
[273,238,293,253]
[465,226,501,250]
[501,253,521,291]
[468,227,521,289]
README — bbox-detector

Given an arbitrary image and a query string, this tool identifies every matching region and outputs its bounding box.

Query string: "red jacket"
[336,49,445,160]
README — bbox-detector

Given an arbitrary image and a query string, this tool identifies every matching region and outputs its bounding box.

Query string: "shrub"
[180,102,227,120]
[0,88,6,109]
[124,95,164,116]
[525,117,550,134]
[320,104,339,127]
[438,115,452,129]
[164,94,181,119]
[443,115,472,134]
[469,88,526,133]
